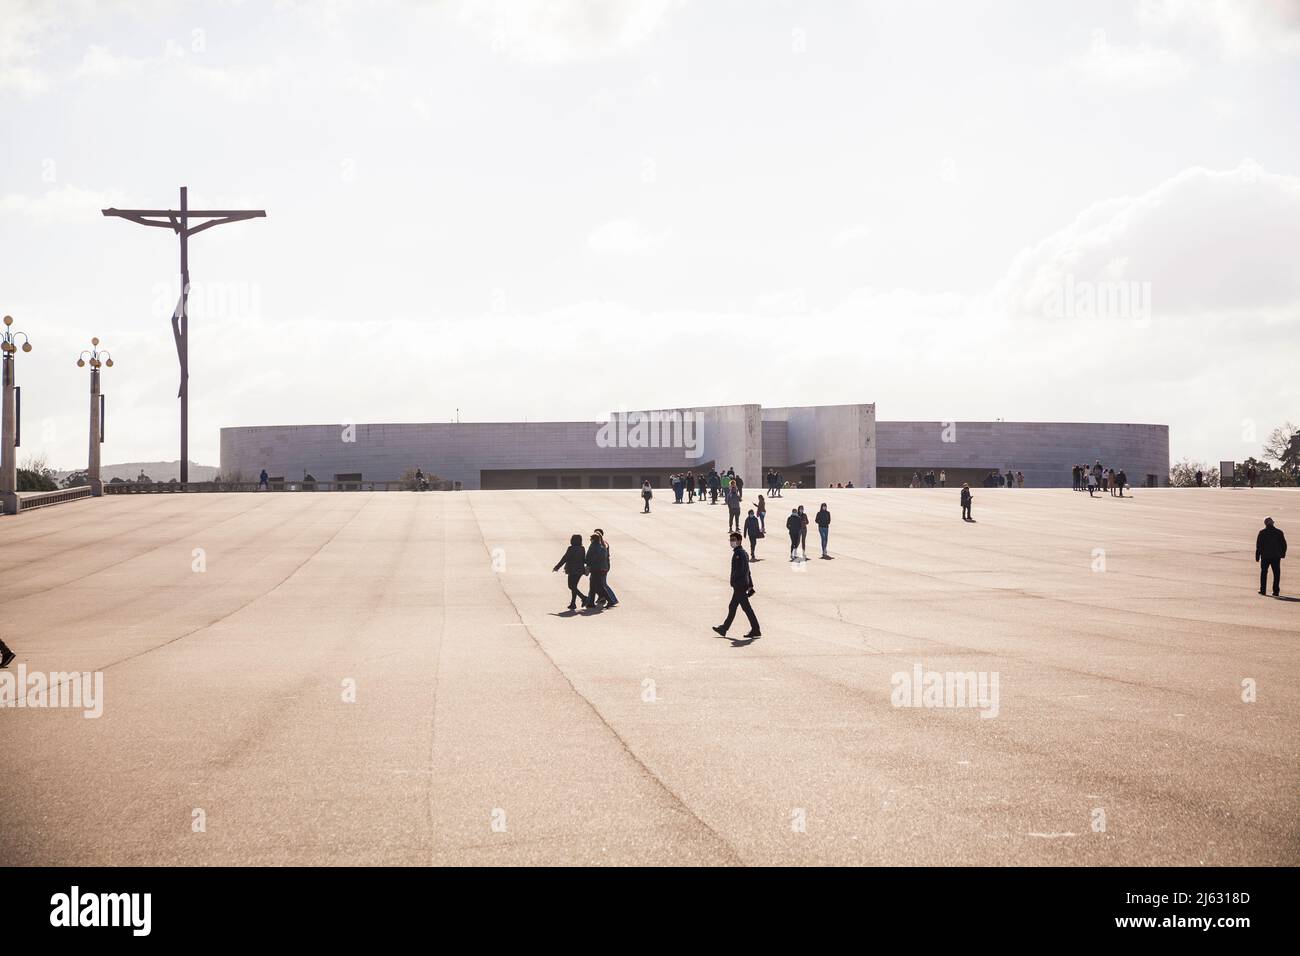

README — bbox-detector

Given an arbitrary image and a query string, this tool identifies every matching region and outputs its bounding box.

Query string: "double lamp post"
[0,315,114,514]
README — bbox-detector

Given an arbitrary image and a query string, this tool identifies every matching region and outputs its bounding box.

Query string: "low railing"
[17,485,94,510]
[102,480,457,494]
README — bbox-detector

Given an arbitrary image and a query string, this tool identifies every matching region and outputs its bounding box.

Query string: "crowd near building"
[221,403,1170,491]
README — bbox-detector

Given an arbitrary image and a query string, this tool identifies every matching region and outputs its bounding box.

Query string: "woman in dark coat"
[552,534,589,610]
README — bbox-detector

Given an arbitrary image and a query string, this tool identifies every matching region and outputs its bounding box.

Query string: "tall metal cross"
[103,186,265,483]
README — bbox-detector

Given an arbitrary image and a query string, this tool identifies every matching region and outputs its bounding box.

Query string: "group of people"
[911,470,948,488]
[551,529,620,611]
[657,468,743,508]
[979,470,1024,488]
[1072,461,1128,497]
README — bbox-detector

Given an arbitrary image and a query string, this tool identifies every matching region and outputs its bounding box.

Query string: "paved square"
[1,488,1295,865]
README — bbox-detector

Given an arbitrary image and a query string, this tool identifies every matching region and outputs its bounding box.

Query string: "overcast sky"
[2,0,1298,471]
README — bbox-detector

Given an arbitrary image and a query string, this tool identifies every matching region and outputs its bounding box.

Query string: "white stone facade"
[220,405,1168,489]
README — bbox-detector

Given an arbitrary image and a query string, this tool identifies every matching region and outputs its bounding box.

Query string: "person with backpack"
[552,534,589,610]
[815,503,831,558]
[641,480,653,513]
[713,531,761,640]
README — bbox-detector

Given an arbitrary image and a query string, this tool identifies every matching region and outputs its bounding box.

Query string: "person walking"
[1256,517,1287,596]
[786,508,802,561]
[708,470,721,505]
[259,468,269,490]
[1195,469,1204,487]
[585,532,618,608]
[725,481,743,532]
[815,503,831,558]
[713,531,761,640]
[939,469,946,488]
[686,470,696,503]
[0,637,15,669]
[1117,469,1127,497]
[960,483,973,522]
[1016,470,1024,488]
[552,534,589,610]
[1086,470,1098,497]
[744,508,762,560]
[641,480,653,513]
[797,505,809,558]
[753,493,767,533]
[1247,464,1257,489]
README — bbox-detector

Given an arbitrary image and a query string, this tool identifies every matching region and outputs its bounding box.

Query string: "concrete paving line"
[426,494,452,868]
[538,492,1220,700]
[713,502,1296,641]
[0,492,273,577]
[801,500,1254,595]
[7,498,337,647]
[0,492,293,601]
[459,491,747,867]
[817,527,1300,646]
[45,494,380,696]
[492,495,1208,805]
[869,490,1275,560]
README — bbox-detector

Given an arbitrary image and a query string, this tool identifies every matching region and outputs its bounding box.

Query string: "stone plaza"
[1,486,1294,866]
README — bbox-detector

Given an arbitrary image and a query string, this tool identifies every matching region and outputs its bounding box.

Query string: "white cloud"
[1138,0,1300,62]
[0,184,128,223]
[72,44,151,80]
[457,0,677,62]
[1000,162,1300,320]
[587,218,668,256]
[1068,32,1193,88]
[831,224,872,248]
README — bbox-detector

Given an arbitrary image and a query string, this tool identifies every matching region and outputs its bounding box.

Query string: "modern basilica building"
[220,403,1170,491]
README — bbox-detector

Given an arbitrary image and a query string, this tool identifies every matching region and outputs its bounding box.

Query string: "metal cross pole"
[102,186,265,484]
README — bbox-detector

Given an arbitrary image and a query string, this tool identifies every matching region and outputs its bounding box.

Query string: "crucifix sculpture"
[103,186,265,483]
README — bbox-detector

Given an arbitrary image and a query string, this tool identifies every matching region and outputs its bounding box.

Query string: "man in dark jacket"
[960,483,973,521]
[1256,517,1287,596]
[815,503,831,558]
[708,470,721,504]
[713,531,760,639]
[743,508,761,560]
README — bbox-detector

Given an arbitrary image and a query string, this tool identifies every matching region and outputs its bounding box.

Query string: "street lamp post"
[2,314,34,515]
[77,338,113,496]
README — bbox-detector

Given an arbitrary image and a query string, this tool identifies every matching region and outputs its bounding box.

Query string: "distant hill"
[54,461,220,483]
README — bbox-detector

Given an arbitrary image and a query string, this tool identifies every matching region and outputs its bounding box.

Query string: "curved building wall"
[875,421,1170,488]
